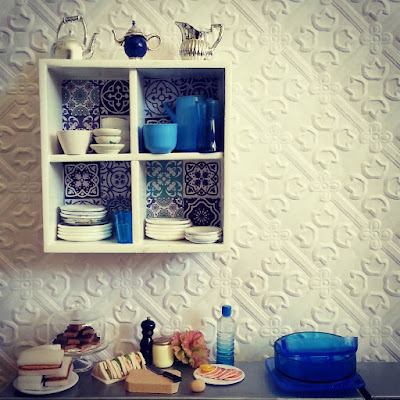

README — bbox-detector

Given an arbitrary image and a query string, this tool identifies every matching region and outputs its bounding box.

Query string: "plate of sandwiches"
[13,344,78,395]
[92,351,146,384]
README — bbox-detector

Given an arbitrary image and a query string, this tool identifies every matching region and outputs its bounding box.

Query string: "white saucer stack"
[145,218,192,241]
[184,226,222,244]
[58,205,112,241]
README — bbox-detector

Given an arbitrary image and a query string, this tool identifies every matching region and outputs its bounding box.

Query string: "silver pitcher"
[175,21,224,60]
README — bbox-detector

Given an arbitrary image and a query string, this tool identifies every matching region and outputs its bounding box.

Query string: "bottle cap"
[222,305,231,317]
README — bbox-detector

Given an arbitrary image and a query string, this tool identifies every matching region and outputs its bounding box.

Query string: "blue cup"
[143,123,178,154]
[114,211,132,243]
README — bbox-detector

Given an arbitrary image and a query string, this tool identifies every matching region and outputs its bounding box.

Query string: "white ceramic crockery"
[57,130,92,155]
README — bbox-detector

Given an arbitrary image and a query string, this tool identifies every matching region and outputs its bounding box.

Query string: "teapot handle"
[145,34,162,51]
[56,15,88,46]
[209,24,224,52]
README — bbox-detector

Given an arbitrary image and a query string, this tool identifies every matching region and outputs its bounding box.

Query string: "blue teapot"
[112,21,161,58]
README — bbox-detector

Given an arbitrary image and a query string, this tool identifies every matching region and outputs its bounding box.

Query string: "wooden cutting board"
[125,368,181,394]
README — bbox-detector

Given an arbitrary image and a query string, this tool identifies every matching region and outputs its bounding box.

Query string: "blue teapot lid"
[124,20,144,38]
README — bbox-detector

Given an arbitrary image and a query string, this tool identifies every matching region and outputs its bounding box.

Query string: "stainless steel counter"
[357,362,400,399]
[0,361,364,400]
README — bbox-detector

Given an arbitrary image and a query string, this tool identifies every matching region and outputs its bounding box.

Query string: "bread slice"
[15,375,44,391]
[125,368,181,394]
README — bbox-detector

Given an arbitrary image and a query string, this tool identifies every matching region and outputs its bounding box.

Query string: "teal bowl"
[143,123,178,154]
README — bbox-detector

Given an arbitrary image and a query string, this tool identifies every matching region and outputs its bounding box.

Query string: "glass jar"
[152,336,174,368]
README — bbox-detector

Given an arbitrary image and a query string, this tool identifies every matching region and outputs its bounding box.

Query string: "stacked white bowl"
[58,205,112,241]
[90,128,124,154]
[184,226,222,244]
[145,218,192,241]
[101,117,130,153]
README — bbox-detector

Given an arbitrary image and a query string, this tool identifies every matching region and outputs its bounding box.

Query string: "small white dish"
[185,236,220,244]
[90,144,125,154]
[185,226,222,236]
[93,128,121,136]
[95,136,121,144]
[58,222,112,232]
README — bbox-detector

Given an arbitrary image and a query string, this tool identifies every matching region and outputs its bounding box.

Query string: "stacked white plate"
[58,205,112,241]
[184,226,222,244]
[91,128,124,154]
[57,222,113,241]
[145,218,192,241]
[59,205,108,225]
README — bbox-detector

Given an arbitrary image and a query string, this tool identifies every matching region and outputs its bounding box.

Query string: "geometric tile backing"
[1,0,400,389]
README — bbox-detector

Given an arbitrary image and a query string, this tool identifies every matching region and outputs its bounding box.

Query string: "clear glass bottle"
[216,305,235,365]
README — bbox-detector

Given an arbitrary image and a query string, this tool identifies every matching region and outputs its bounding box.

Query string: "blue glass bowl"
[274,332,358,383]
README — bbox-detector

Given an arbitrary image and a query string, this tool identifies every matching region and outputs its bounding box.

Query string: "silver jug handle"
[56,15,88,46]
[210,24,224,52]
[145,34,162,51]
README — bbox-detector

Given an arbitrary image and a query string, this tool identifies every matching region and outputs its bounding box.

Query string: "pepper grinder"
[140,317,156,365]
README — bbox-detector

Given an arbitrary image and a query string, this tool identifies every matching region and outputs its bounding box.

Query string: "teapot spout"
[83,32,98,59]
[163,102,177,123]
[112,30,124,46]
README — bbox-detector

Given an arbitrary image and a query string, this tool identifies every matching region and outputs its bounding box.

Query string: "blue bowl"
[143,124,178,154]
[274,332,358,383]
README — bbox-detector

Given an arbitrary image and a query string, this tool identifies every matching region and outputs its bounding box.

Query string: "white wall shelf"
[39,59,231,253]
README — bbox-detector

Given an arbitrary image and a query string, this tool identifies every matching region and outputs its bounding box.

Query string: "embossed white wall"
[1,0,400,388]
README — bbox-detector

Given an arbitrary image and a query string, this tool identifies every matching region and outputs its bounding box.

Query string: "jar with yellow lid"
[152,336,174,368]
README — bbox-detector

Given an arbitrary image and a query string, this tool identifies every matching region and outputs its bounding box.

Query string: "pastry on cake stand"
[48,304,108,373]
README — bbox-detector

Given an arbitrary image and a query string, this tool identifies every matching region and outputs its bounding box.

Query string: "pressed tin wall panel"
[0,0,400,388]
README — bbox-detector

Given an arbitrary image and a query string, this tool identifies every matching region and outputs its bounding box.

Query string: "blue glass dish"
[265,358,365,393]
[274,332,358,382]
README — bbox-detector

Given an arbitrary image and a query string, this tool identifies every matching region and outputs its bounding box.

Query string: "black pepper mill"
[140,317,155,365]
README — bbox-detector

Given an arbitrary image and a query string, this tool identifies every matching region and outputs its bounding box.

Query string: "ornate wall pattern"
[0,0,400,388]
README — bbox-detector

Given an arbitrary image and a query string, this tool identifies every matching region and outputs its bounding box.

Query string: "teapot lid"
[124,20,144,38]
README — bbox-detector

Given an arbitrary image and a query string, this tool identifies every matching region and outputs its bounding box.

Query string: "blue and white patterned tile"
[146,197,184,218]
[99,80,130,115]
[184,198,221,226]
[146,161,183,198]
[99,161,131,213]
[64,163,100,200]
[64,198,102,206]
[143,77,219,123]
[183,161,220,198]
[62,80,100,130]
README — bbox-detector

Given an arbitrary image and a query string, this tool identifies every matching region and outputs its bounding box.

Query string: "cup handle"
[210,24,224,52]
[146,34,162,51]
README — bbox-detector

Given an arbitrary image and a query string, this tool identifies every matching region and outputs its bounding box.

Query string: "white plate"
[61,218,108,226]
[60,205,105,213]
[145,224,191,232]
[146,232,185,241]
[13,371,79,395]
[90,144,124,154]
[57,232,112,241]
[185,226,222,236]
[193,365,245,385]
[185,236,220,244]
[93,128,121,136]
[58,222,113,231]
[145,218,191,226]
[60,211,107,217]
